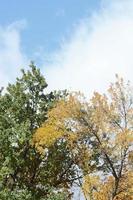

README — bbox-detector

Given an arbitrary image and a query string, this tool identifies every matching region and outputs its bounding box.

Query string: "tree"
[34,76,133,200]
[0,63,69,199]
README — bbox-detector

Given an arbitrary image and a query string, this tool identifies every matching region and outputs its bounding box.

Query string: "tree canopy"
[34,76,133,200]
[0,63,69,200]
[0,64,133,200]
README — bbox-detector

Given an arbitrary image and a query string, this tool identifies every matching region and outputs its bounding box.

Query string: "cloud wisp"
[0,20,28,88]
[44,0,133,97]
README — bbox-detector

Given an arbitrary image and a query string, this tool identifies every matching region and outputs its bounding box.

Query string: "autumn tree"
[34,76,133,200]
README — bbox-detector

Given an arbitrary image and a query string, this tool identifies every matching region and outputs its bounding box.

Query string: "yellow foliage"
[33,120,65,153]
[32,93,84,153]
[32,76,133,199]
[82,174,100,200]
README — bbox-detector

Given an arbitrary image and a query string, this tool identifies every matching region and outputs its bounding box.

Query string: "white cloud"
[0,20,28,88]
[44,0,133,97]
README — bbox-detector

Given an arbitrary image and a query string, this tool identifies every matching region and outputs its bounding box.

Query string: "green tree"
[0,63,69,199]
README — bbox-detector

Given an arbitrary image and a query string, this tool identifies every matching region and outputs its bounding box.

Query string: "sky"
[0,0,133,97]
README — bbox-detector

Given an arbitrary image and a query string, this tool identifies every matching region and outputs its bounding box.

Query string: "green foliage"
[45,192,67,200]
[0,188,67,200]
[0,63,69,199]
[0,188,32,200]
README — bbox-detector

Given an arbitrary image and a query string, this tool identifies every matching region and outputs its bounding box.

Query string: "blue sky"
[0,0,100,57]
[1,0,133,97]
